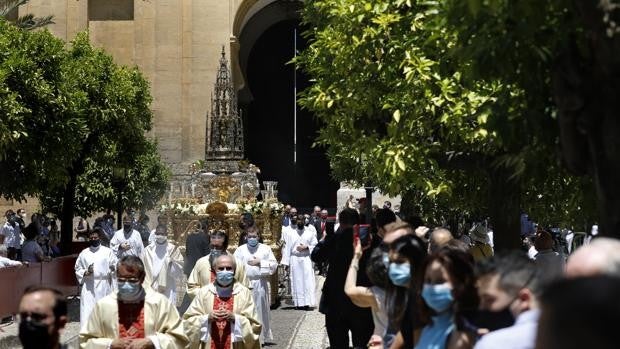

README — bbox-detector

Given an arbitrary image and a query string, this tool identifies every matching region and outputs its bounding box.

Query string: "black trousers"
[325,307,373,349]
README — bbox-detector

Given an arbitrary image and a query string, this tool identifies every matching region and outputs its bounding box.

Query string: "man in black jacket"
[311,208,374,349]
[184,221,210,277]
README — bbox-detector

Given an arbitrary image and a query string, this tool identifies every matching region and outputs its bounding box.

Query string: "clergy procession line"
[73,213,278,349]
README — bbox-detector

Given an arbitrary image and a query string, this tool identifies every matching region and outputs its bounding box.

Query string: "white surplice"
[74,245,116,328]
[281,226,317,307]
[143,241,184,304]
[109,229,144,259]
[234,243,278,343]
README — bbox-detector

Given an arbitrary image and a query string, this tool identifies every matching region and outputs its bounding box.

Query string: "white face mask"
[155,235,167,244]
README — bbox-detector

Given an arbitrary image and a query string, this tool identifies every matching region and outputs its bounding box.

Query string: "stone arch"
[230,0,301,100]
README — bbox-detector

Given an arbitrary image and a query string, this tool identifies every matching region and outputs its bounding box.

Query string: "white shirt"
[0,255,22,268]
[110,229,144,259]
[474,310,540,349]
[1,222,21,249]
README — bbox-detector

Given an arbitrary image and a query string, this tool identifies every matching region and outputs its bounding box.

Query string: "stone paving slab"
[284,275,328,349]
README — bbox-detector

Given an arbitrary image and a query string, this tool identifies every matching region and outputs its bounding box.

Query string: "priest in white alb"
[280,214,318,309]
[110,216,144,259]
[183,254,261,349]
[80,255,189,349]
[142,224,184,304]
[75,228,116,328]
[187,230,250,299]
[233,225,278,344]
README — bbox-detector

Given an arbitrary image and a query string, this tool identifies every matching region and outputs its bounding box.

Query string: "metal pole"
[117,188,123,230]
[365,185,373,224]
[293,27,298,167]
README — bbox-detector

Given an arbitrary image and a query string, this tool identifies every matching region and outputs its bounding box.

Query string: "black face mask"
[123,224,132,233]
[472,306,515,332]
[19,319,54,349]
[297,222,305,229]
[90,240,101,248]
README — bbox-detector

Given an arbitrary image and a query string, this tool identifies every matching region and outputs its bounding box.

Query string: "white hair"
[589,237,620,276]
[214,254,236,270]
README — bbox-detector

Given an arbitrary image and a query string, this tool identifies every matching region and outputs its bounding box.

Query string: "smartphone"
[354,224,371,246]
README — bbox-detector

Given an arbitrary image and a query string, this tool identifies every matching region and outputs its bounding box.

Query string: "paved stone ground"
[0,276,329,349]
[270,275,328,349]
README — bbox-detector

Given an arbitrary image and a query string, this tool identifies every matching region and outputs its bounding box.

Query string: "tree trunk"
[487,166,522,251]
[60,174,77,256]
[554,1,620,238]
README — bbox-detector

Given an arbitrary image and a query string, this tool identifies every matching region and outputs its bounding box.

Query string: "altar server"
[142,224,184,304]
[281,214,318,308]
[75,228,116,328]
[233,224,278,344]
[110,216,144,259]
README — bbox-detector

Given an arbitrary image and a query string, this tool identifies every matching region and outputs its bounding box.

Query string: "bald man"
[428,228,453,253]
[566,237,620,278]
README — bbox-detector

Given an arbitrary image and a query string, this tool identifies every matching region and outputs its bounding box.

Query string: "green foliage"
[1,0,54,30]
[0,23,169,219]
[40,139,170,218]
[298,0,597,229]
[298,0,491,199]
[0,20,83,196]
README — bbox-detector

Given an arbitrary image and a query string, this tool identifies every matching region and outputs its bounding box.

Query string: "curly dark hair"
[366,247,388,289]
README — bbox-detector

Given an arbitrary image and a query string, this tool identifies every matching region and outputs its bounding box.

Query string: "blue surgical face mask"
[118,281,143,302]
[388,262,411,287]
[422,283,454,313]
[247,237,259,247]
[216,270,234,286]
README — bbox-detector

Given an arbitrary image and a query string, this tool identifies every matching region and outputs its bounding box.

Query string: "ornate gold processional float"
[161,48,285,305]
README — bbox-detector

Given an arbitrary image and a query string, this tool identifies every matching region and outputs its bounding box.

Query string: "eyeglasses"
[117,277,140,283]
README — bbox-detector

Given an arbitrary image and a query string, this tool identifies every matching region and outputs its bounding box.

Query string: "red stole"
[210,293,235,349]
[118,301,145,339]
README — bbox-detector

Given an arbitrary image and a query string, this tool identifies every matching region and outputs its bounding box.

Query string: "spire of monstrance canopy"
[206,46,244,161]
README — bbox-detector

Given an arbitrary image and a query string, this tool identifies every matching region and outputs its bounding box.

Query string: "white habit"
[281,225,317,307]
[233,243,278,343]
[143,241,184,304]
[74,245,116,327]
[110,229,144,259]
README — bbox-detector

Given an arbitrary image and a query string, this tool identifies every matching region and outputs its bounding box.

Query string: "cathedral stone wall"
[18,0,265,175]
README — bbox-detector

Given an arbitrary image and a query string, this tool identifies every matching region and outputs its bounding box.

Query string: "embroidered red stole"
[210,294,235,349]
[118,301,145,339]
